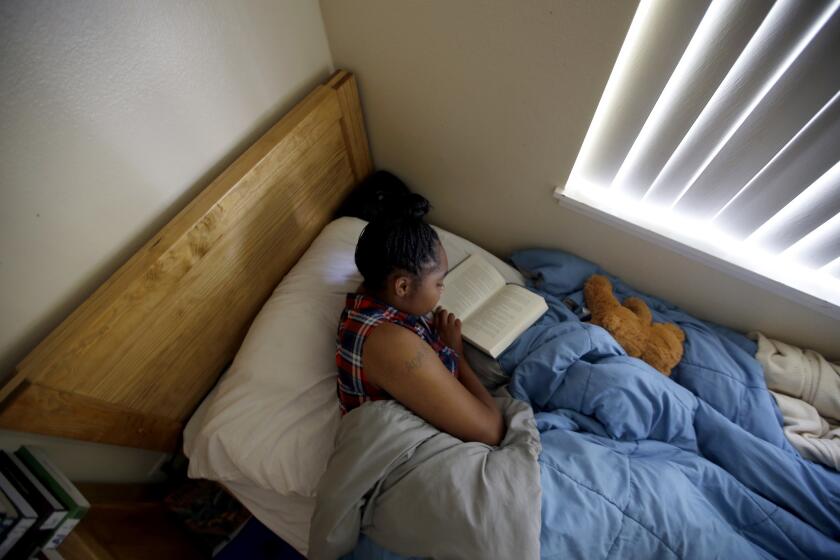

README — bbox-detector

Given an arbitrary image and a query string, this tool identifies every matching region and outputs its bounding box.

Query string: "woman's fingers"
[436,310,449,334]
[434,308,461,335]
[435,308,448,323]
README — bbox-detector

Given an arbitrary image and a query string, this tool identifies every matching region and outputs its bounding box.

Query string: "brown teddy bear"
[583,275,685,376]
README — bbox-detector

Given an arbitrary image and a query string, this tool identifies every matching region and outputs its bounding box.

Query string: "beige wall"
[0,0,334,481]
[321,0,840,359]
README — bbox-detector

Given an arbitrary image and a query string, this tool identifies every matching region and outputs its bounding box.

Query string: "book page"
[437,254,507,320]
[462,284,548,358]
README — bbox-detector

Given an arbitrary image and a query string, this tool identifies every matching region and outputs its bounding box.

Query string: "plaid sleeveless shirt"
[336,293,459,415]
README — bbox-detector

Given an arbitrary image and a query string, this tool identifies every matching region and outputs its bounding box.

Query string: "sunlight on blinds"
[559,0,840,314]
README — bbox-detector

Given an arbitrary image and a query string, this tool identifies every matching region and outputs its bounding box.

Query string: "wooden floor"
[59,483,206,560]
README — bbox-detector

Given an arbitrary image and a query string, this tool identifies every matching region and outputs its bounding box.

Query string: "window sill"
[553,185,840,321]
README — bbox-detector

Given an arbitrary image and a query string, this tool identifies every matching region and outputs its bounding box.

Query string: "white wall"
[0,0,334,481]
[320,0,840,360]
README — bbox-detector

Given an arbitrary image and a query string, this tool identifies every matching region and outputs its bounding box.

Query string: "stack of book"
[0,446,89,559]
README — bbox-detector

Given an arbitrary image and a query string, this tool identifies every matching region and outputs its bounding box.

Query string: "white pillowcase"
[183,217,524,497]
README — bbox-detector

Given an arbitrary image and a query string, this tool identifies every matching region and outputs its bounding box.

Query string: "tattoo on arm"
[405,349,424,372]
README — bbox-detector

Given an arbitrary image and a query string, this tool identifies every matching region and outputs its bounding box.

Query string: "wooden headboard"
[0,70,372,452]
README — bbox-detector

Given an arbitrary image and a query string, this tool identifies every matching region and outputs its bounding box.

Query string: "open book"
[437,254,548,358]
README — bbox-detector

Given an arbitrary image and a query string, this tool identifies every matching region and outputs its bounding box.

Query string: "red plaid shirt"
[336,293,459,415]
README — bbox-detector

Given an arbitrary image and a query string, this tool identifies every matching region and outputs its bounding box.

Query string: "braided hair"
[355,195,440,290]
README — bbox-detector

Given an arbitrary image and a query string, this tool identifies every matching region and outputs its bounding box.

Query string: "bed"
[3,70,838,560]
[181,215,526,554]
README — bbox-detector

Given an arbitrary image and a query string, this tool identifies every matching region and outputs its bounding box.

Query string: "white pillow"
[183,217,524,497]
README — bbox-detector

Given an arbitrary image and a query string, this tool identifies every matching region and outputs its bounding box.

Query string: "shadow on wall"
[0,0,333,383]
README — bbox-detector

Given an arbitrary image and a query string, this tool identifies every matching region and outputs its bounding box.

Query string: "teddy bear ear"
[584,274,619,309]
[592,275,610,288]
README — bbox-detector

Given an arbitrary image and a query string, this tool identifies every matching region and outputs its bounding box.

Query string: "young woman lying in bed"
[336,212,506,445]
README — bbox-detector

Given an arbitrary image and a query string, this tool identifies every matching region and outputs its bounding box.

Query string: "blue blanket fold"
[347,248,840,559]
[503,248,840,559]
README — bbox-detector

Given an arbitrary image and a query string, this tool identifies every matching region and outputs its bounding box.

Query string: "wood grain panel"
[0,382,181,451]
[0,70,372,450]
[107,126,353,416]
[329,72,374,180]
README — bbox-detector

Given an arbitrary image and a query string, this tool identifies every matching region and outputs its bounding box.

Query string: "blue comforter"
[350,249,840,559]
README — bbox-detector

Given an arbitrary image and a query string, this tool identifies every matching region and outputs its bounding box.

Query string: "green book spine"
[14,447,89,549]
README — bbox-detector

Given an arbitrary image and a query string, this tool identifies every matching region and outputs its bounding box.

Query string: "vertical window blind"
[559,0,840,313]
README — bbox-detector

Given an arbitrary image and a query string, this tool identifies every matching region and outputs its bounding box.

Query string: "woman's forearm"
[457,357,505,440]
[433,308,506,442]
[456,357,494,405]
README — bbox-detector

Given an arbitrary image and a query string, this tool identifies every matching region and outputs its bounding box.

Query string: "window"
[559,0,840,316]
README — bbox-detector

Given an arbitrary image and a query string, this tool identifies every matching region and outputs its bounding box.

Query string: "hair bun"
[334,170,433,223]
[403,193,431,219]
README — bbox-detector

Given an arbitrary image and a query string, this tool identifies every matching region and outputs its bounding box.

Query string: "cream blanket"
[752,332,840,470]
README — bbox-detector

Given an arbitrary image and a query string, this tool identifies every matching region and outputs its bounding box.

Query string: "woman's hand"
[434,307,464,356]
